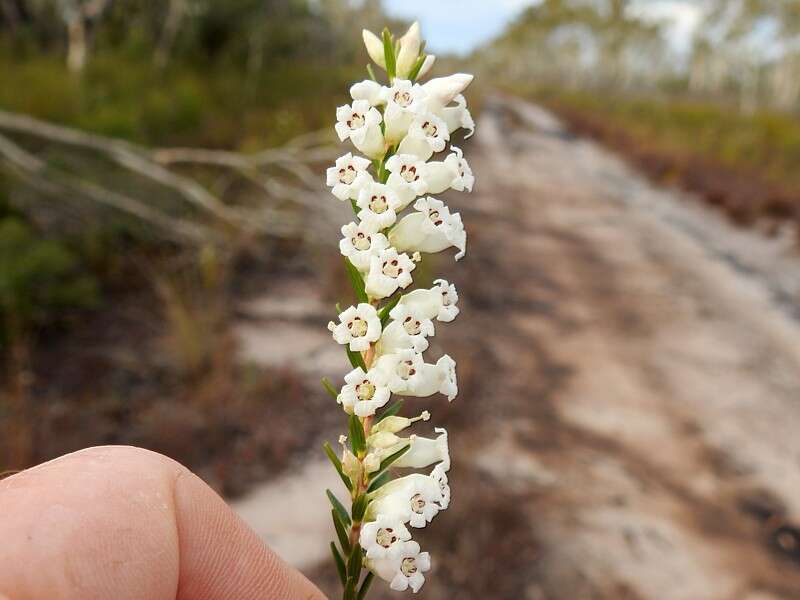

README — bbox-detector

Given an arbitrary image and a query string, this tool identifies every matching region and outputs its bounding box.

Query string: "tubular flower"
[338,366,392,417]
[335,100,385,159]
[397,113,450,161]
[369,541,431,593]
[378,304,435,354]
[322,21,474,598]
[339,221,390,273]
[326,153,373,201]
[365,247,416,299]
[385,153,428,208]
[368,474,443,528]
[393,428,450,471]
[389,197,467,260]
[328,303,381,352]
[356,181,403,230]
[360,515,413,560]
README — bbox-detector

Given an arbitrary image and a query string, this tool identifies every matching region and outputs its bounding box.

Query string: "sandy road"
[235,96,800,599]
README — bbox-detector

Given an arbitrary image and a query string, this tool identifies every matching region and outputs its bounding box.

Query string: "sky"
[382,0,705,56]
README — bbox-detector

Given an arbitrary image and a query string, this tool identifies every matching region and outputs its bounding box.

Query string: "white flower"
[338,366,391,417]
[368,473,443,528]
[365,247,416,299]
[326,153,373,201]
[430,463,451,509]
[393,279,460,323]
[339,221,390,272]
[380,79,428,144]
[396,22,421,79]
[421,73,473,109]
[389,197,467,260]
[371,411,430,435]
[356,182,402,230]
[393,428,450,471]
[362,29,387,69]
[378,304,435,354]
[360,515,412,560]
[441,94,475,139]
[396,113,450,161]
[350,79,384,106]
[444,146,474,192]
[335,100,385,159]
[385,153,428,208]
[328,303,381,352]
[374,350,458,401]
[417,54,436,80]
[369,540,431,593]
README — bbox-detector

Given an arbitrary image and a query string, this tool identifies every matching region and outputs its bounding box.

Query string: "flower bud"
[396,22,421,78]
[363,29,387,69]
[417,54,436,79]
[422,73,474,108]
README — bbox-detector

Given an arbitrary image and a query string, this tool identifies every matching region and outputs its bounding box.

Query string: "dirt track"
[235,96,800,599]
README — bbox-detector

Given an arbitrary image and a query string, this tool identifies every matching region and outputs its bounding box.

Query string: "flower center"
[397,360,416,380]
[347,317,368,337]
[422,121,438,137]
[410,493,426,514]
[376,527,397,548]
[401,557,418,576]
[339,165,357,184]
[400,164,418,183]
[394,90,413,108]
[428,210,443,226]
[352,232,371,251]
[370,194,388,214]
[382,259,402,278]
[403,316,421,335]
[356,380,375,401]
[347,113,365,129]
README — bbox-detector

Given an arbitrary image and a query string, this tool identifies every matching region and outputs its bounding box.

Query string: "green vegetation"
[539,90,800,191]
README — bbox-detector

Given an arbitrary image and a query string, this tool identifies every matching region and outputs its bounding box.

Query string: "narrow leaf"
[344,257,368,303]
[382,29,396,80]
[350,198,359,215]
[345,346,367,370]
[408,54,427,81]
[378,294,401,327]
[375,399,404,423]
[357,572,375,600]
[331,542,346,584]
[352,494,369,522]
[349,414,367,455]
[326,489,351,527]
[366,63,377,82]
[347,543,363,578]
[322,378,339,400]
[332,509,351,554]
[367,470,392,493]
[336,302,343,314]
[366,444,410,492]
[323,442,353,492]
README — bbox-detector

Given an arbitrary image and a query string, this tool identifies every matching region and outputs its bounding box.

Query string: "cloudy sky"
[382,0,705,56]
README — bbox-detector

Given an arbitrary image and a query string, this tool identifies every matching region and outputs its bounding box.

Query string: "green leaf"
[382,28,396,80]
[352,494,369,522]
[331,542,346,585]
[321,378,339,400]
[357,572,375,600]
[323,442,353,492]
[350,198,359,215]
[376,399,404,423]
[344,258,368,303]
[345,346,367,370]
[349,414,367,456]
[366,63,377,82]
[378,294,401,327]
[347,543,363,578]
[408,54,427,81]
[326,489,351,527]
[336,302,343,314]
[367,444,410,493]
[366,470,392,493]
[332,509,351,554]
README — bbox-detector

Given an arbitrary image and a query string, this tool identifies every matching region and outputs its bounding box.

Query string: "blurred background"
[2,1,800,598]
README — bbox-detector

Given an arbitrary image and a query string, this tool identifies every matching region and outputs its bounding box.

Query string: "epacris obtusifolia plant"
[321,21,475,598]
